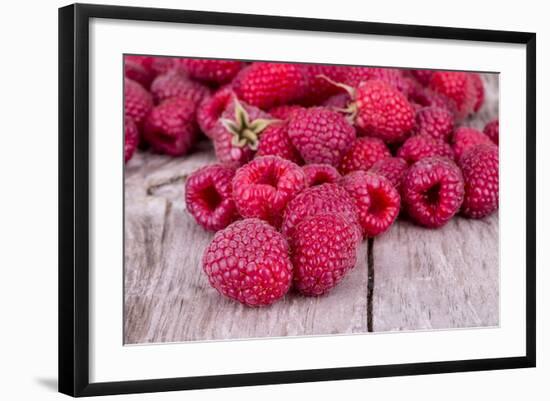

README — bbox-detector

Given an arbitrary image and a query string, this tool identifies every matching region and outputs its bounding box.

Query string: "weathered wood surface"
[124,74,499,344]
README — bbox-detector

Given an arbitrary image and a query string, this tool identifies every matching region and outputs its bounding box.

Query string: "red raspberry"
[408,87,455,115]
[451,127,493,160]
[483,119,499,145]
[397,135,454,165]
[287,107,356,167]
[290,213,358,296]
[402,157,464,228]
[179,58,245,85]
[429,71,476,120]
[185,164,239,231]
[256,122,303,165]
[413,106,454,141]
[212,98,273,167]
[339,137,391,175]
[125,55,177,77]
[143,97,198,156]
[124,78,153,126]
[197,86,234,138]
[369,157,408,191]
[232,156,306,227]
[232,62,308,109]
[459,144,499,218]
[150,70,210,105]
[282,183,360,239]
[409,69,434,86]
[302,164,341,187]
[124,116,139,163]
[340,171,400,237]
[268,104,305,120]
[470,73,485,112]
[344,67,413,96]
[202,218,292,307]
[322,93,351,109]
[124,59,154,89]
[301,64,348,105]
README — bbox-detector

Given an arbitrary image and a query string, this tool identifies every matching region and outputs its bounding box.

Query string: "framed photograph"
[58,3,536,397]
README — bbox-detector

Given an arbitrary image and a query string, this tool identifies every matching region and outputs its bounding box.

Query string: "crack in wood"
[146,174,188,196]
[367,237,374,332]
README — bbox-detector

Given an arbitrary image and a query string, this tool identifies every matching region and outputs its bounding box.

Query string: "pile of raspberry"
[125,56,499,307]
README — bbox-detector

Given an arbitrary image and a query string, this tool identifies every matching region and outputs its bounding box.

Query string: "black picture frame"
[59,3,536,397]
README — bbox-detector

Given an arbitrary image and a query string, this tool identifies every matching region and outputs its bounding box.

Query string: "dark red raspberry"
[322,93,352,109]
[150,70,210,105]
[340,171,400,237]
[483,119,499,145]
[470,73,485,112]
[124,78,153,126]
[458,144,499,218]
[202,218,292,307]
[290,213,358,296]
[212,98,273,167]
[256,122,303,165]
[179,58,245,85]
[268,104,305,120]
[197,86,234,138]
[124,58,154,89]
[232,156,306,227]
[282,183,360,239]
[338,137,391,175]
[185,164,239,231]
[125,55,177,77]
[124,116,139,163]
[287,107,356,167]
[451,127,493,160]
[232,62,308,109]
[143,97,198,156]
[413,106,454,141]
[397,135,454,165]
[300,64,348,105]
[429,71,476,120]
[369,157,408,191]
[409,69,434,86]
[302,164,342,187]
[402,157,464,228]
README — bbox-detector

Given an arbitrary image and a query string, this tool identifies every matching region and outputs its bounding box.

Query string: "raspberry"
[232,62,308,109]
[302,164,341,187]
[282,183,360,239]
[202,219,292,307]
[413,106,454,141]
[470,73,485,112]
[185,164,239,231]
[429,71,476,120]
[397,135,454,165]
[301,64,348,105]
[338,137,391,175]
[369,157,408,191]
[322,93,352,109]
[179,58,244,85]
[290,213,358,296]
[483,119,499,145]
[124,78,153,126]
[341,171,400,237]
[232,156,306,227]
[268,104,305,120]
[409,69,434,86]
[458,144,499,218]
[124,58,154,89]
[256,122,303,165]
[402,157,464,228]
[287,107,356,167]
[124,116,139,163]
[451,127,493,160]
[143,97,198,156]
[150,70,210,105]
[408,87,455,114]
[197,86,234,138]
[344,67,413,96]
[126,55,177,77]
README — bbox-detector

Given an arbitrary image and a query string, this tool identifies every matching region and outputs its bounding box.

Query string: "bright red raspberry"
[409,69,434,86]
[451,127,494,160]
[302,164,342,187]
[483,119,499,145]
[344,67,413,96]
[282,183,360,239]
[397,135,454,165]
[459,144,499,218]
[202,218,292,307]
[185,164,239,231]
[290,213,358,296]
[143,97,198,156]
[413,106,454,141]
[124,78,153,126]
[402,157,464,228]
[338,137,391,175]
[197,86,234,138]
[429,71,476,120]
[470,73,485,112]
[268,104,305,120]
[232,156,306,227]
[256,122,303,165]
[287,107,356,167]
[150,70,210,105]
[369,157,408,192]
[300,64,348,105]
[124,58,154,89]
[232,62,308,109]
[179,58,245,85]
[124,116,139,163]
[340,171,400,237]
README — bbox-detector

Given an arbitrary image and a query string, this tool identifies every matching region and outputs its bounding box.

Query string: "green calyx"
[220,97,277,151]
